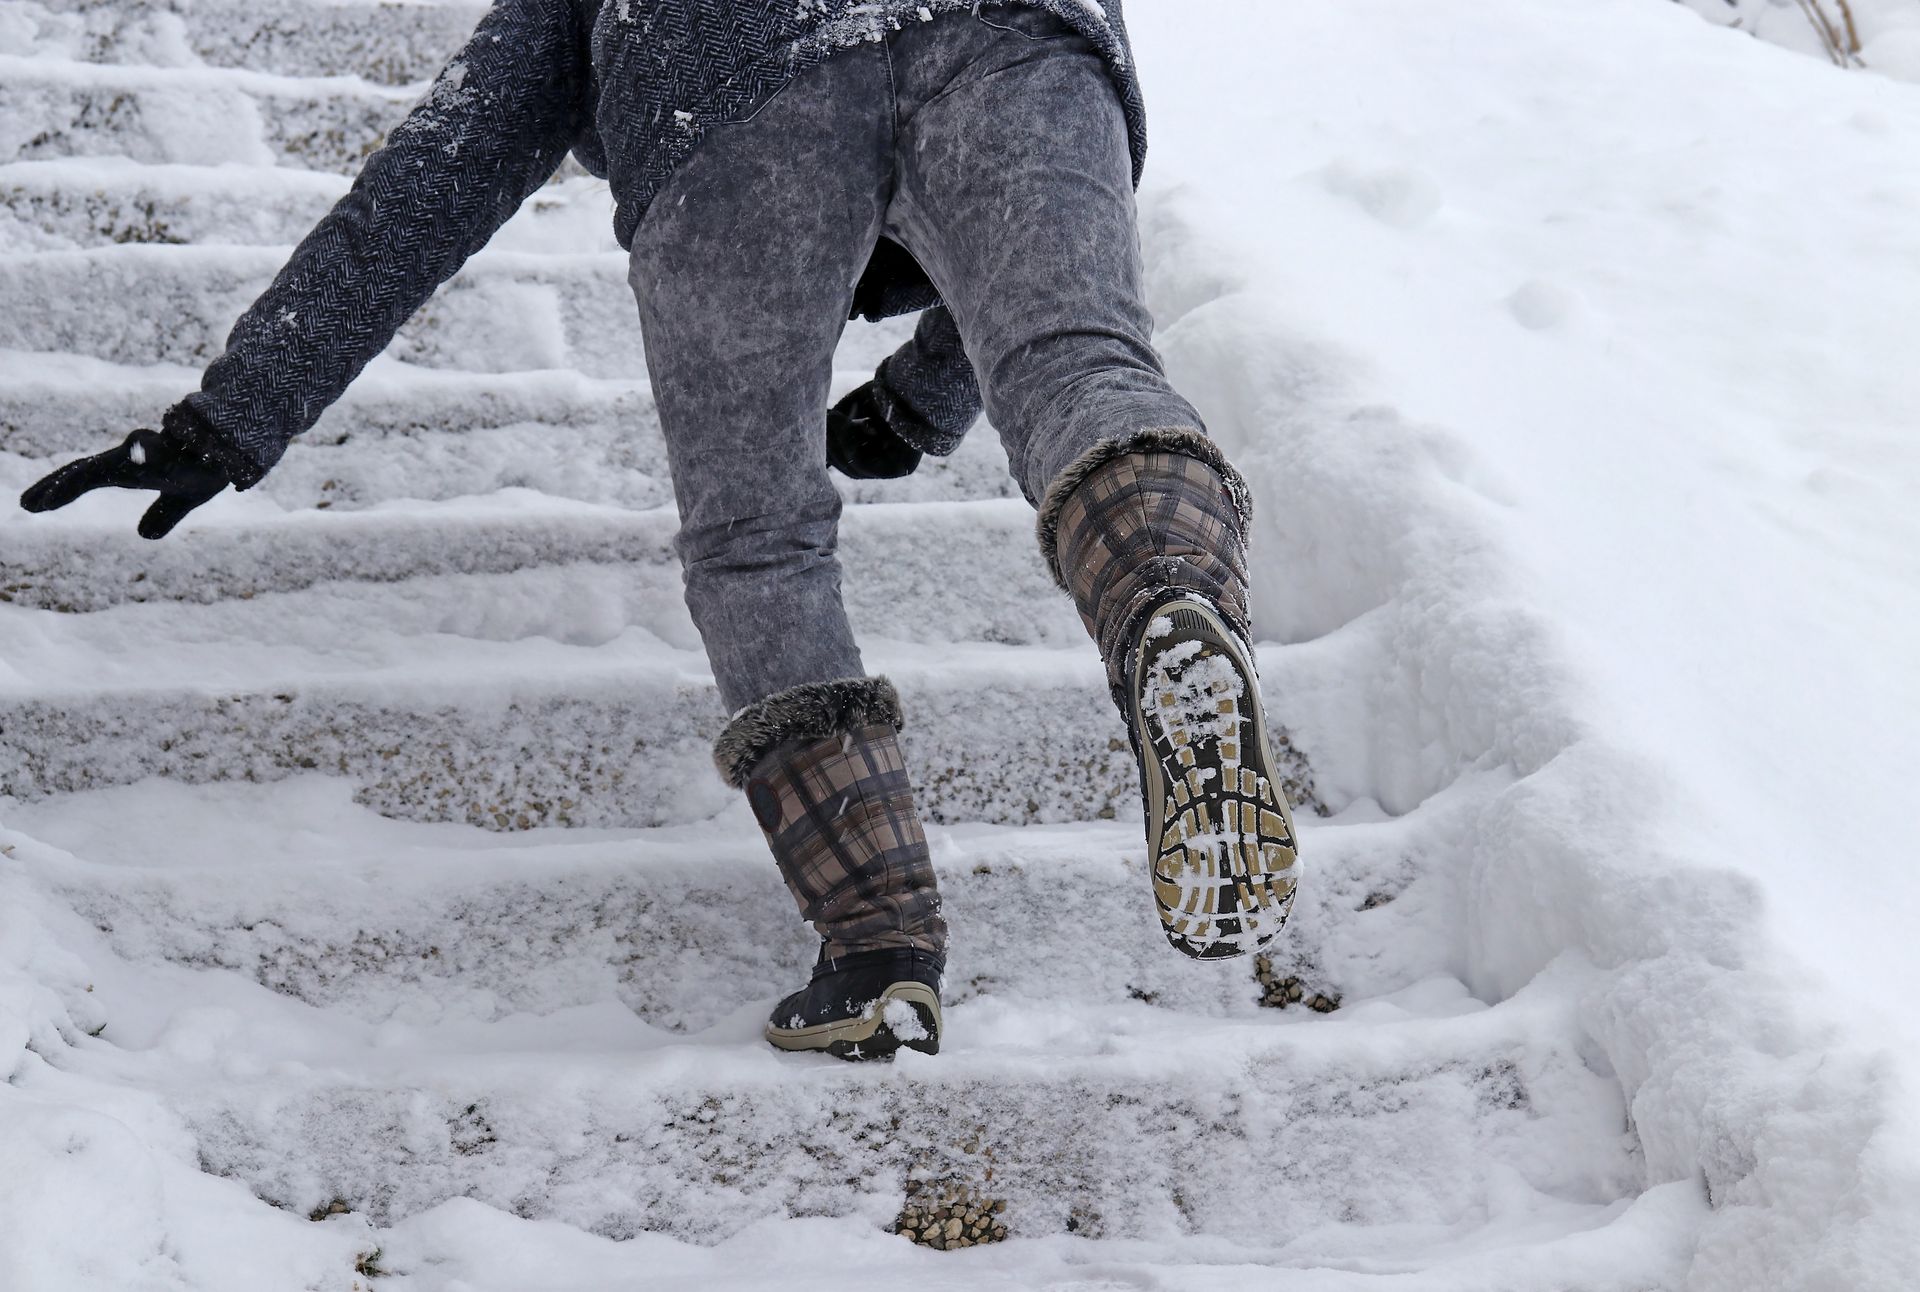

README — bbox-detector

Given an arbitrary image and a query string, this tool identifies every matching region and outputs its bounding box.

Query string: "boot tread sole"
[1132,598,1300,960]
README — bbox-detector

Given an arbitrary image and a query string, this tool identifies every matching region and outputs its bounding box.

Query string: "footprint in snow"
[1321,161,1443,231]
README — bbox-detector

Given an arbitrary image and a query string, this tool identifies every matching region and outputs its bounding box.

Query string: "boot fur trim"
[1035,427,1254,590]
[714,675,905,788]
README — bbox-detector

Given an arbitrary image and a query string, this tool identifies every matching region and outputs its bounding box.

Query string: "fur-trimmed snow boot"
[1041,430,1300,960]
[715,676,946,1059]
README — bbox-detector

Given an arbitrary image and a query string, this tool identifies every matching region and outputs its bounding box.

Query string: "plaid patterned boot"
[715,677,945,1060]
[1040,429,1300,960]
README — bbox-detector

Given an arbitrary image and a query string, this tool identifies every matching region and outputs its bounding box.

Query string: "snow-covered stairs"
[3,245,667,377]
[11,778,1643,1256]
[12,0,483,85]
[2,1,1681,1284]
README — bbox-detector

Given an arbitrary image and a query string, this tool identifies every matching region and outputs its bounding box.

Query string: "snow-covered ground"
[4,0,1920,1288]
[1678,0,1920,77]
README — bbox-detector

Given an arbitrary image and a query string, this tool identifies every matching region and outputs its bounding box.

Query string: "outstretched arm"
[827,306,983,479]
[20,0,590,532]
[182,0,590,488]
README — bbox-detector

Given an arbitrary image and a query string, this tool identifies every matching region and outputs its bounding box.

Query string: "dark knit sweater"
[177,0,1147,488]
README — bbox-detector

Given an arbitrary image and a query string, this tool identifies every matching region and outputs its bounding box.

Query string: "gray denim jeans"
[628,4,1207,714]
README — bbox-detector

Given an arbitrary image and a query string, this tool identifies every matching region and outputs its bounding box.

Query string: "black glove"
[826,382,924,480]
[19,413,231,540]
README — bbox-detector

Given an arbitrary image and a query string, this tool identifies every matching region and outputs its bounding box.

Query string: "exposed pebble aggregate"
[894,1177,1010,1250]
[1254,953,1341,1013]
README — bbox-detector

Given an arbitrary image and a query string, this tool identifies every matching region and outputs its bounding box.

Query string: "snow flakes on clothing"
[596,0,1146,249]
[182,0,1144,487]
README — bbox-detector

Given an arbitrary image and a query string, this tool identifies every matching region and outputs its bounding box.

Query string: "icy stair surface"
[0,516,1330,826]
[9,0,1897,1287]
[6,776,1677,1283]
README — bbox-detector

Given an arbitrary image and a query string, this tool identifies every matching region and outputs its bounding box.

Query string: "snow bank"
[1129,0,1920,1284]
[1675,0,1920,81]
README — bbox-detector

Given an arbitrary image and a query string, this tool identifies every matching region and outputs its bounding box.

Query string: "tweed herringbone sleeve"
[181,0,590,488]
[872,307,983,458]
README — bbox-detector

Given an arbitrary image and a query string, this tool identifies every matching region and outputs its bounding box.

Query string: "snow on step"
[0,358,686,511]
[0,349,1018,508]
[0,54,412,174]
[0,351,658,462]
[0,244,935,378]
[0,159,606,254]
[0,631,1316,829]
[17,0,486,86]
[163,995,1634,1248]
[7,780,1407,1027]
[0,497,1062,626]
[0,245,650,377]
[0,158,345,252]
[13,775,1639,1254]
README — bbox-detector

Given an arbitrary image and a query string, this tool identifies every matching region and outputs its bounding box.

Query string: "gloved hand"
[19,419,231,540]
[826,382,924,480]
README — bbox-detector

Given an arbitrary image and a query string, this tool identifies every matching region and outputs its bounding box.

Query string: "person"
[17,0,1299,1062]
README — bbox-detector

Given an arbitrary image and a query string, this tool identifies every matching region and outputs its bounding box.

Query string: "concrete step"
[122,987,1633,1247]
[0,352,676,513]
[0,350,1016,510]
[1,54,414,175]
[15,784,1424,1031]
[0,159,612,253]
[0,496,1066,634]
[0,242,935,379]
[0,352,655,461]
[0,624,1321,829]
[16,0,486,87]
[0,244,651,377]
[0,158,343,252]
[15,767,1608,1247]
